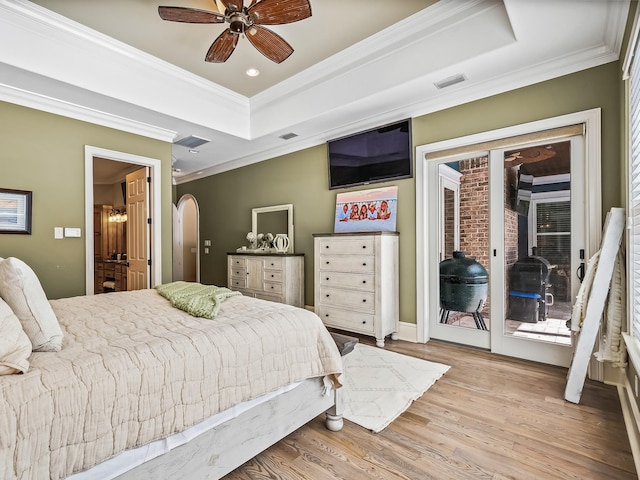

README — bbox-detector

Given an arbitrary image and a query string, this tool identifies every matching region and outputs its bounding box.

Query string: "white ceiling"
[0,0,631,184]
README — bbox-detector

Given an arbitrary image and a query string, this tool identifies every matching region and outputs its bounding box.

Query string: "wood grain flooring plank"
[224,338,636,479]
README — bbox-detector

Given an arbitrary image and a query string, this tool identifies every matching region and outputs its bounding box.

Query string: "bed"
[0,257,344,480]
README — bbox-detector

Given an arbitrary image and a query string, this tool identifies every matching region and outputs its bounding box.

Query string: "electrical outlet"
[204,247,209,254]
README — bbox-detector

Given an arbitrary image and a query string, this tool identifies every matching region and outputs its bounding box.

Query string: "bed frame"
[115,376,344,479]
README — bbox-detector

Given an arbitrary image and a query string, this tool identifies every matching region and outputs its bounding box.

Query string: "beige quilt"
[0,290,343,480]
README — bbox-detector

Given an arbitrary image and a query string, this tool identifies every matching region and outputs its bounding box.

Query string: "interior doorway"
[173,194,200,282]
[84,146,163,295]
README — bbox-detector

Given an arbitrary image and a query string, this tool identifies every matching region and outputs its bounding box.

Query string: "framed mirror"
[252,204,294,253]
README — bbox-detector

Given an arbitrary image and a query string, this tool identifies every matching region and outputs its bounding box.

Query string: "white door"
[126,167,150,290]
[488,136,584,366]
[427,135,585,366]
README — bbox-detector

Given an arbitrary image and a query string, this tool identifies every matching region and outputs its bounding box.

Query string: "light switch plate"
[54,227,63,239]
[64,227,82,238]
[204,240,211,246]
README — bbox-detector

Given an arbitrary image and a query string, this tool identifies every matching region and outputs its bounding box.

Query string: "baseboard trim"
[619,374,640,476]
[397,321,418,343]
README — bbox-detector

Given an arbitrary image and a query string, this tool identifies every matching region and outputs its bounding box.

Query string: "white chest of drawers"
[227,253,304,307]
[313,232,399,347]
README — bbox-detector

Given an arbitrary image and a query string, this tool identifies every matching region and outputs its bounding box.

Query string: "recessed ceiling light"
[246,68,260,77]
[189,149,199,154]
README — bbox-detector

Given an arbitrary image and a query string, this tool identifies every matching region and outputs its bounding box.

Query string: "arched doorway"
[173,194,200,282]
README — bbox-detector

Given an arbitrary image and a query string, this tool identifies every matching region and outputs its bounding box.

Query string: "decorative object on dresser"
[314,231,399,347]
[334,186,398,234]
[228,253,304,307]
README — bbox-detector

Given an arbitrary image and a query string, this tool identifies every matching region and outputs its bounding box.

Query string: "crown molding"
[251,0,495,110]
[0,0,250,138]
[0,82,177,142]
[177,36,620,184]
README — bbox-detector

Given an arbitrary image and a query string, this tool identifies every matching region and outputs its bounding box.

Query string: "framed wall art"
[0,188,32,234]
[334,185,398,233]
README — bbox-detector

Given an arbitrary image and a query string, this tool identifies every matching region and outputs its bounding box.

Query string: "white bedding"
[67,381,302,480]
[0,289,342,480]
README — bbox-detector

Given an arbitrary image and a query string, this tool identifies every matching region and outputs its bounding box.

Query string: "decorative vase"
[274,234,290,253]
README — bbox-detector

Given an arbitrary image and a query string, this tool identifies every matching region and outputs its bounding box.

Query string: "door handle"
[577,263,585,283]
[577,248,585,283]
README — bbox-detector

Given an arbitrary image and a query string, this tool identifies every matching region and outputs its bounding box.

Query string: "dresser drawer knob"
[326,261,330,265]
[326,277,330,281]
[325,314,329,317]
[271,286,274,289]
[362,263,367,266]
[325,245,329,249]
[362,299,367,303]
[362,245,366,249]
[362,320,366,324]
[271,274,274,278]
[362,280,366,284]
[326,294,330,297]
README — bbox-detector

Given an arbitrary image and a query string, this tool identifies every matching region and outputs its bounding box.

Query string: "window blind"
[629,29,640,340]
[535,201,571,266]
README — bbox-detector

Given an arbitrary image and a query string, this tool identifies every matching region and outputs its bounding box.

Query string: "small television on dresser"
[327,119,413,189]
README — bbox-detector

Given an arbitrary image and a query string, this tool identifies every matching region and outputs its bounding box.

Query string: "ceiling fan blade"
[213,1,226,14]
[205,29,239,63]
[249,0,311,25]
[246,25,293,63]
[219,0,244,13]
[158,6,224,24]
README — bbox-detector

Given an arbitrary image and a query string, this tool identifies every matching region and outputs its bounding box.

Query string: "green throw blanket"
[155,281,241,319]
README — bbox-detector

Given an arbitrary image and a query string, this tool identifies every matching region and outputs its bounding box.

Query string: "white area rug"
[342,344,450,433]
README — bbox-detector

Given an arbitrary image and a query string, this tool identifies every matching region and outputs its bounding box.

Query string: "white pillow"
[0,257,63,352]
[0,297,32,375]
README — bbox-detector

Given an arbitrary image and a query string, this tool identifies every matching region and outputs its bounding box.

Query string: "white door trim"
[415,108,601,344]
[85,146,162,294]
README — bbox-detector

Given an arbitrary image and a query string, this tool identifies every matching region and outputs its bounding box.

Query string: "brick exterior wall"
[504,166,520,302]
[457,157,490,318]
[459,157,490,271]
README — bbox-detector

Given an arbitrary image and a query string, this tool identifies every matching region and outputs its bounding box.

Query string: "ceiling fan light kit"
[159,0,312,64]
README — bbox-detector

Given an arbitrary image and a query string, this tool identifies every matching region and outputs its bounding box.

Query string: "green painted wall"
[179,62,622,325]
[0,101,173,299]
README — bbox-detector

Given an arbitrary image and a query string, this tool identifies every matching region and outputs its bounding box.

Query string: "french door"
[425,135,585,367]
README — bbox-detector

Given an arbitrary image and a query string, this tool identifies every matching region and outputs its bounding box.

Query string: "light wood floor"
[224,336,636,480]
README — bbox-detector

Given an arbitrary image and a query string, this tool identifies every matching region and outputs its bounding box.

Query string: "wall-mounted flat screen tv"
[327,119,413,189]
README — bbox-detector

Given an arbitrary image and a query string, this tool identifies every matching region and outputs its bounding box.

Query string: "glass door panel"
[490,137,583,367]
[428,156,491,349]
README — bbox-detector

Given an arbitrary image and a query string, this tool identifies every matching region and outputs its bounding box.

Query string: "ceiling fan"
[158,0,312,64]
